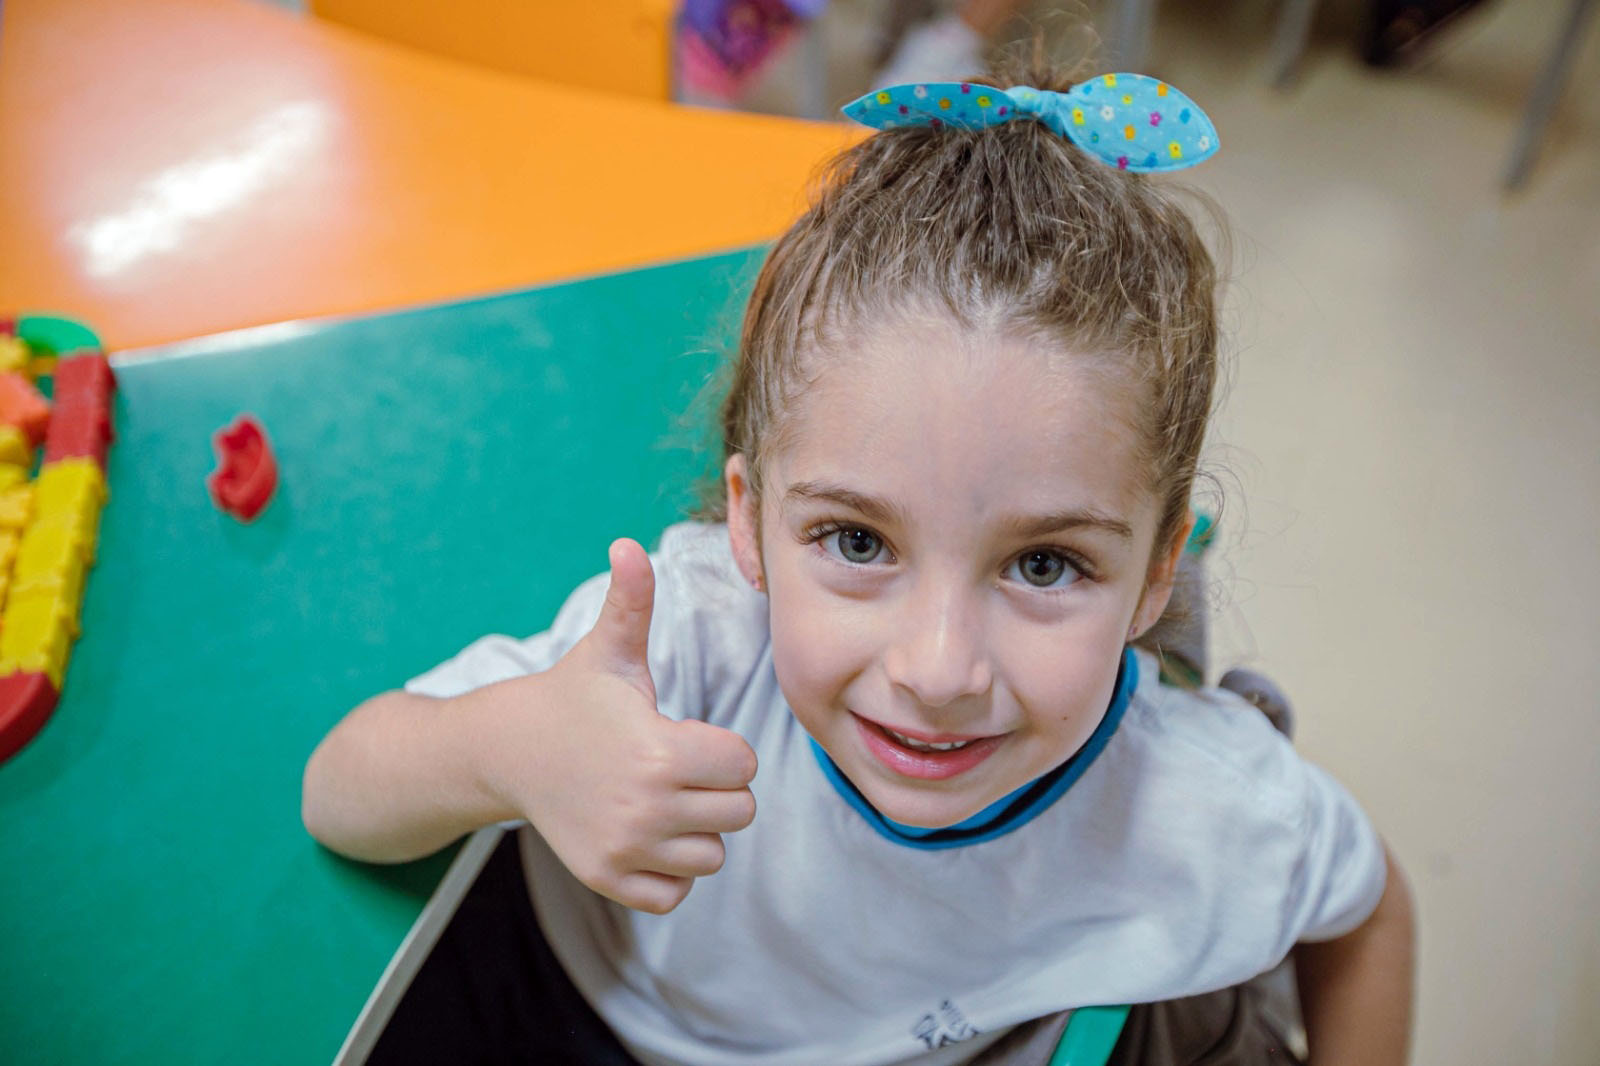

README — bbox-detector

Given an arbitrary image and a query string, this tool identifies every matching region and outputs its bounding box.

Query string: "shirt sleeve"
[1282,758,1390,943]
[402,570,611,699]
[401,523,766,729]
[1125,678,1392,979]
[400,530,702,714]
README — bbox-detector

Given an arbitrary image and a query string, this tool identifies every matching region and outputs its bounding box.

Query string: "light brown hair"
[709,61,1223,574]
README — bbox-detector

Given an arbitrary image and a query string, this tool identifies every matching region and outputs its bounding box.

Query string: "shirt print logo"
[911,999,980,1049]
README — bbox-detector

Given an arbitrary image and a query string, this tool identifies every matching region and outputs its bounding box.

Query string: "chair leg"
[1270,0,1321,87]
[796,21,829,121]
[1503,0,1598,191]
[1105,0,1157,70]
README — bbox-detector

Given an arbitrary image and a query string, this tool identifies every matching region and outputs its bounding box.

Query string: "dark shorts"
[368,833,1302,1066]
[368,833,639,1066]
[1105,985,1303,1066]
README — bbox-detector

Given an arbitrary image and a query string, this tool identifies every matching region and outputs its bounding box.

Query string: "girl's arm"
[1292,844,1416,1066]
[301,539,759,914]
[301,683,521,863]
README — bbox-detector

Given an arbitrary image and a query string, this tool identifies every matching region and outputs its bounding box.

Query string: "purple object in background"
[679,0,828,98]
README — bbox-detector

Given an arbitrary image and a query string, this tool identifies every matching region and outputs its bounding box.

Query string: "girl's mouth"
[852,714,1005,779]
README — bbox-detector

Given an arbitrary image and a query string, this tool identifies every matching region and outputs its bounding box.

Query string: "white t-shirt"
[407,522,1387,1066]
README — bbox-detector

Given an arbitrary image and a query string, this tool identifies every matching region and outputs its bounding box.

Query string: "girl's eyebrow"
[783,481,906,527]
[1003,510,1134,541]
[783,481,1131,541]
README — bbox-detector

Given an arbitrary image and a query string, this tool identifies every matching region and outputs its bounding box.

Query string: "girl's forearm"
[301,686,519,863]
[1293,846,1416,1066]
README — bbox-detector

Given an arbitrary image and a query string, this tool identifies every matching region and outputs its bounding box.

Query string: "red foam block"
[0,671,61,764]
[44,396,113,469]
[53,352,116,404]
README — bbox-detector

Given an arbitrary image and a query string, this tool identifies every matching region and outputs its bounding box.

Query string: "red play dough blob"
[207,415,278,522]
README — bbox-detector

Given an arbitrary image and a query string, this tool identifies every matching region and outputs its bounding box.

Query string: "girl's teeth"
[886,728,973,753]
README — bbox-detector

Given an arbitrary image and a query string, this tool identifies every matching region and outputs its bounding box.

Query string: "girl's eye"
[1010,550,1080,588]
[832,527,885,564]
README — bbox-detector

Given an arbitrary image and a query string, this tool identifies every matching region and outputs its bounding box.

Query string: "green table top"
[0,248,764,1065]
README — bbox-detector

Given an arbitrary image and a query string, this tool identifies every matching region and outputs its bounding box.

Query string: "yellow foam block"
[19,514,97,569]
[11,538,85,634]
[35,459,108,522]
[0,465,27,494]
[0,486,33,531]
[32,491,102,545]
[0,594,74,688]
[0,338,29,375]
[0,529,16,608]
[9,585,83,639]
[0,426,32,468]
[17,522,82,573]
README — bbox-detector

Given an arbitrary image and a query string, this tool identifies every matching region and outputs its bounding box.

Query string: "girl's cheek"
[770,587,880,692]
[997,618,1124,723]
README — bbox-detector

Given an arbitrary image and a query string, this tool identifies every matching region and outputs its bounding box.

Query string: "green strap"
[1047,1004,1130,1066]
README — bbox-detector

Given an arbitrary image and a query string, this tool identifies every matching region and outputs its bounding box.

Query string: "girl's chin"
[853,775,1000,829]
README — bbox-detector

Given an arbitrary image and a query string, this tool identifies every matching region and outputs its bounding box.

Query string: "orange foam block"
[0,373,51,446]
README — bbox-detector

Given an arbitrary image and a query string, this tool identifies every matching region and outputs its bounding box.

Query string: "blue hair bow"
[841,75,1219,174]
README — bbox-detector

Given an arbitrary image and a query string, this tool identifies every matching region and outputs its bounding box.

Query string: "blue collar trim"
[809,647,1138,850]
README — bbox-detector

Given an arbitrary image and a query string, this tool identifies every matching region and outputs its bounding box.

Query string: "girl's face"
[727,318,1187,828]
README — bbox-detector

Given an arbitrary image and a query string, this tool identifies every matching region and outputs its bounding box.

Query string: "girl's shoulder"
[404,522,763,703]
[1115,654,1312,817]
[653,520,741,583]
[651,520,765,628]
[648,522,774,723]
[1106,656,1388,946]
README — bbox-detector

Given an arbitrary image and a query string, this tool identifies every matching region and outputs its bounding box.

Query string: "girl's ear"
[724,454,765,590]
[1128,511,1196,641]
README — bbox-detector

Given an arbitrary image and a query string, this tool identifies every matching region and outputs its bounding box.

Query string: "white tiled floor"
[744,2,1600,1063]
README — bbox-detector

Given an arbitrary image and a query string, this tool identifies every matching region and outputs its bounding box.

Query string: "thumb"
[590,538,656,682]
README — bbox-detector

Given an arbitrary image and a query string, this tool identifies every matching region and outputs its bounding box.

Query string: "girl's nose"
[882,582,993,709]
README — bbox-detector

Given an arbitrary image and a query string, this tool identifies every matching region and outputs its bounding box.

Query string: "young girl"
[303,61,1415,1066]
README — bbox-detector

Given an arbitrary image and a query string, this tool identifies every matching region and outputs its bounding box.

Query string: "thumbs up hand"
[474,539,759,914]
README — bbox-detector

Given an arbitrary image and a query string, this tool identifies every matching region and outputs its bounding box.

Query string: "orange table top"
[0,0,855,352]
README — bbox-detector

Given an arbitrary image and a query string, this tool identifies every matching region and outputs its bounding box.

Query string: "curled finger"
[671,787,758,835]
[614,870,694,915]
[645,832,728,879]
